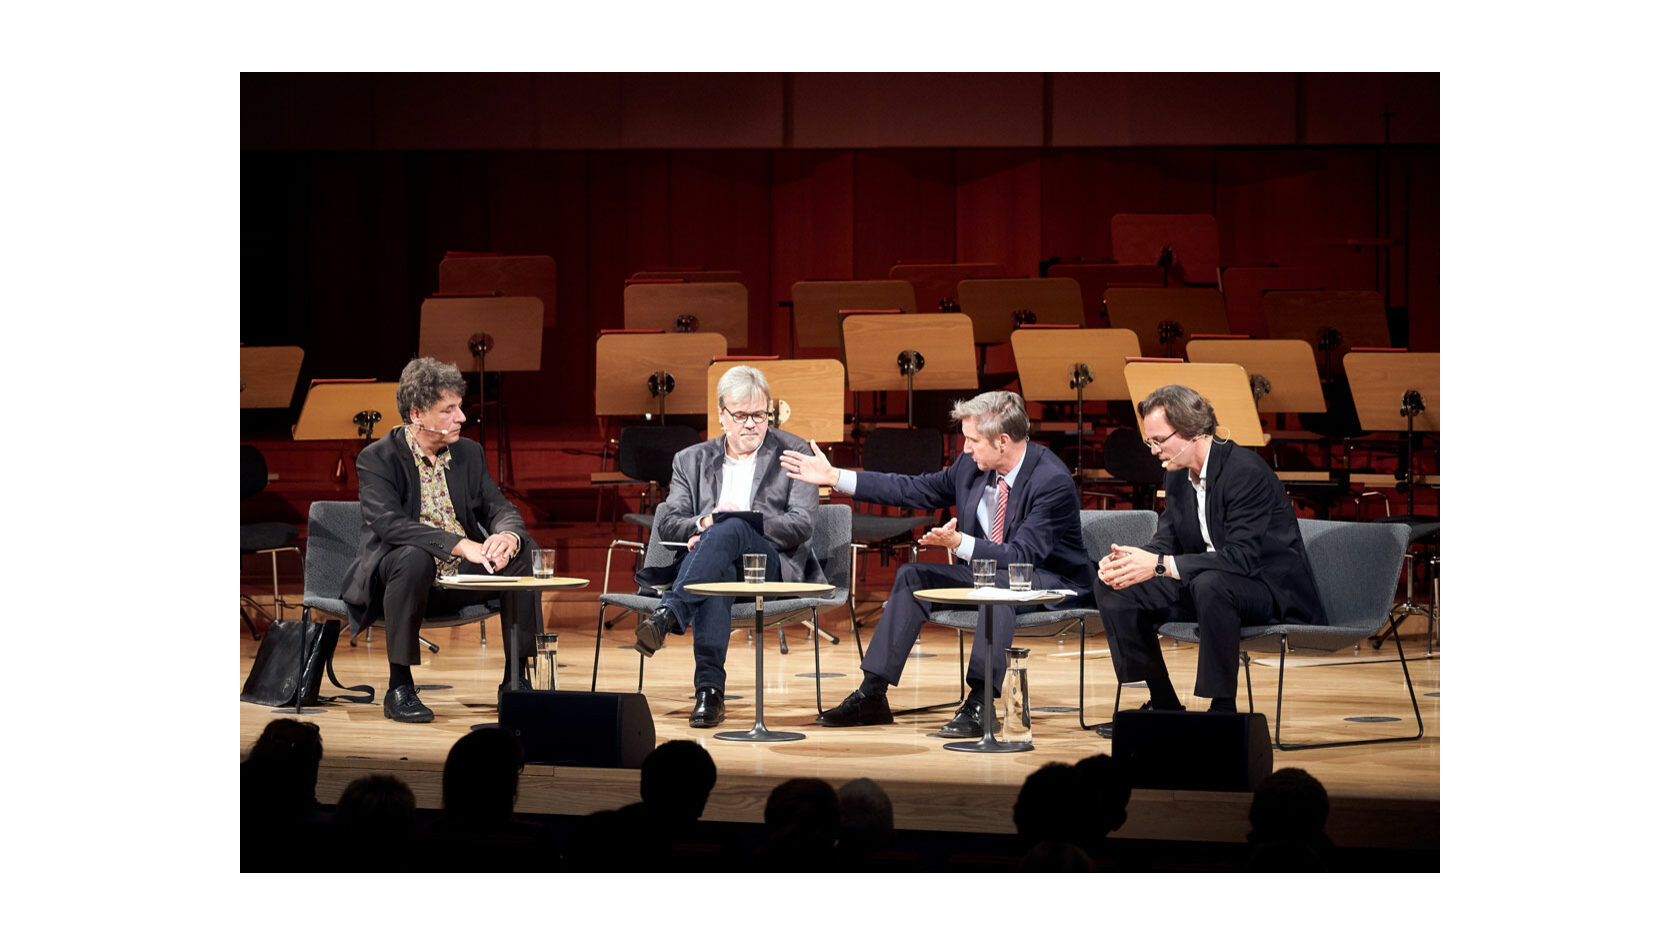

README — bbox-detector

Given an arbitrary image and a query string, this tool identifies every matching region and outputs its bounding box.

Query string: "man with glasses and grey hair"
[634,365,825,728]
[340,357,540,723]
[781,391,1092,737]
[1088,384,1324,732]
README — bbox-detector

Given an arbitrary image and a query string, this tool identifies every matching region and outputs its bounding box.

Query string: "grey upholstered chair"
[591,503,855,711]
[302,501,491,656]
[908,509,1158,722]
[241,445,302,636]
[1156,518,1421,751]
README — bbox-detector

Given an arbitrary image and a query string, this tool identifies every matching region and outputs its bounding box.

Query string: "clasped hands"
[1098,545,1157,589]
[452,532,521,572]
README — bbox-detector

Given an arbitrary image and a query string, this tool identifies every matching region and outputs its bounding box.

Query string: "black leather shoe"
[935,701,988,738]
[383,684,434,723]
[816,690,894,727]
[690,687,725,728]
[634,607,680,657]
[1094,699,1177,737]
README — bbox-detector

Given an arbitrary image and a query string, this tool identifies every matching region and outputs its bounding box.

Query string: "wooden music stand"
[624,282,749,349]
[1046,262,1163,326]
[1217,265,1329,337]
[292,381,403,442]
[594,331,728,420]
[705,359,845,444]
[1122,361,1268,447]
[956,277,1084,346]
[1185,339,1327,415]
[419,295,544,485]
[1011,328,1143,484]
[842,314,977,427]
[1109,212,1221,285]
[1261,290,1390,376]
[1103,288,1230,359]
[631,269,744,284]
[790,279,915,350]
[438,253,558,328]
[240,345,304,410]
[887,262,1006,314]
[1345,351,1439,517]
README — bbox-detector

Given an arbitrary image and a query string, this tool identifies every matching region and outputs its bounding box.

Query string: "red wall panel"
[852,150,956,282]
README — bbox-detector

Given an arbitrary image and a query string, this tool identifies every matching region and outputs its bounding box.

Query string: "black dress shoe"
[816,690,894,727]
[689,687,725,728]
[1094,699,1177,737]
[634,607,680,657]
[935,701,987,738]
[383,684,434,723]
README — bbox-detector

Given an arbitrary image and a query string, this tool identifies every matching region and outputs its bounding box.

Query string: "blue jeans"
[658,517,783,692]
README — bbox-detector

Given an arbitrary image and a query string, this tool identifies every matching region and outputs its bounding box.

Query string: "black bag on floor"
[241,620,375,707]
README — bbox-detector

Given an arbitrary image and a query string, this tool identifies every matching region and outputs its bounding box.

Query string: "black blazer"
[851,441,1094,590]
[1143,439,1326,624]
[340,428,531,627]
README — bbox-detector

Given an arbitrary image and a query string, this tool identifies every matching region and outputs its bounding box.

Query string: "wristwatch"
[1154,554,1167,577]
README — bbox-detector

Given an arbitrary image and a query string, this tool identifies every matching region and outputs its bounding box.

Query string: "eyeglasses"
[723,408,770,426]
[1143,430,1184,452]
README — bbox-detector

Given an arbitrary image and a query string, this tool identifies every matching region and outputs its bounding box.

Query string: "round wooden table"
[435,575,589,689]
[685,581,834,743]
[913,586,1063,754]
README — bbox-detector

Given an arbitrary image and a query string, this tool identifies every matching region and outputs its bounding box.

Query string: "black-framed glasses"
[723,408,770,426]
[1143,430,1184,452]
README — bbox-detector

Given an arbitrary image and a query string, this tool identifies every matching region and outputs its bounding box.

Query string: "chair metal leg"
[591,601,607,692]
[812,606,825,714]
[1273,632,1426,751]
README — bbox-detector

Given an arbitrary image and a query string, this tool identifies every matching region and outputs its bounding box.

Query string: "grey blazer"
[653,426,825,584]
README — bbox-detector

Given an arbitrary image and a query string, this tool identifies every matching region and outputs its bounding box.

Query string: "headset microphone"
[1161,437,1196,469]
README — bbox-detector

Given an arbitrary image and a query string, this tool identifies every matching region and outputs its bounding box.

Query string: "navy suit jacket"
[1143,439,1326,624]
[850,440,1094,590]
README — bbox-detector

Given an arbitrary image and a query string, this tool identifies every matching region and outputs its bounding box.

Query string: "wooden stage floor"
[237,597,1440,853]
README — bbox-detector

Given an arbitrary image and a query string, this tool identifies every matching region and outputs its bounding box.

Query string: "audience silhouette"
[1245,766,1335,870]
[835,777,896,868]
[333,774,419,863]
[241,718,328,871]
[429,727,559,869]
[1013,754,1132,870]
[754,777,840,869]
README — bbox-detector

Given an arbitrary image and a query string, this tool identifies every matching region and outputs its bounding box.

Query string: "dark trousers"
[372,544,538,673]
[659,517,783,693]
[1092,570,1278,699]
[862,562,1087,699]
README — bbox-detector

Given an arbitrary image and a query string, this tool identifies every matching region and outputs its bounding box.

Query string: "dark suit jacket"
[654,427,825,584]
[1143,439,1326,624]
[340,428,531,628]
[850,441,1094,589]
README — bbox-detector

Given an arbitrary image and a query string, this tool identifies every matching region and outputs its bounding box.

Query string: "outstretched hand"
[780,438,839,486]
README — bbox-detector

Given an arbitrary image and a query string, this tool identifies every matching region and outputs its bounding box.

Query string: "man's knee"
[384,546,437,585]
[891,563,945,592]
[1187,571,1239,607]
[1093,580,1141,618]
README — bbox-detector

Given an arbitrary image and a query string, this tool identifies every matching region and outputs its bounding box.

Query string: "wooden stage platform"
[238,594,1440,856]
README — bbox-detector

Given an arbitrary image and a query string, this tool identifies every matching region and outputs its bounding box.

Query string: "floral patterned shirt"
[406,427,467,578]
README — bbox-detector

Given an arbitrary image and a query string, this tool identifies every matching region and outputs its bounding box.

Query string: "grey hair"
[950,390,1029,443]
[396,357,468,420]
[1137,384,1218,437]
[716,364,771,409]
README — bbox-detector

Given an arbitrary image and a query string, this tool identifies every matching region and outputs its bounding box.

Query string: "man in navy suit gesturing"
[781,391,1092,737]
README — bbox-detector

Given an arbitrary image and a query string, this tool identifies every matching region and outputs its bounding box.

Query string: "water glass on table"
[742,553,767,584]
[971,558,997,588]
[532,548,555,579]
[1008,563,1034,591]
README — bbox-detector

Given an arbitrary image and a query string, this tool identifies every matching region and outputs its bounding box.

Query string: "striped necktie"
[990,478,1009,543]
